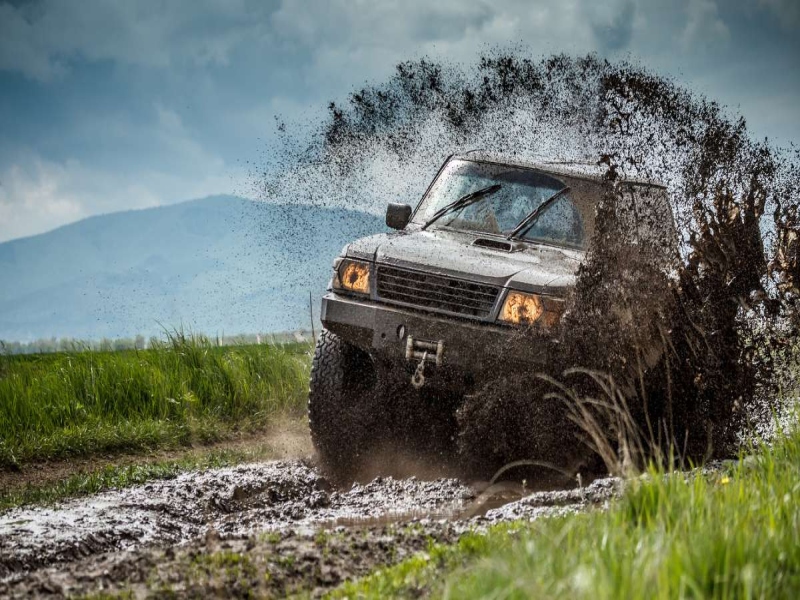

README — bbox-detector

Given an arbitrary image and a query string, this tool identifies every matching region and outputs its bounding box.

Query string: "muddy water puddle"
[0,460,465,578]
[319,488,524,529]
[0,459,618,582]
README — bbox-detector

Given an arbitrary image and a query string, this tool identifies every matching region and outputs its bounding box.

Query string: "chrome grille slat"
[376,266,500,319]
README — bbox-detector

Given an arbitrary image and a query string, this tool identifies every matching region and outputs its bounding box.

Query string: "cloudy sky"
[0,0,798,242]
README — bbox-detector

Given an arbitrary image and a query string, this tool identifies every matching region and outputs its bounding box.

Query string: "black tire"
[308,329,380,482]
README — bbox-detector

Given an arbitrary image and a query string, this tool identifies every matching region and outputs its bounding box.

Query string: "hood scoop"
[472,238,519,252]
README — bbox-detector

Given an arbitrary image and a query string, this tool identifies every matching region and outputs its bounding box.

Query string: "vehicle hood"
[344,229,583,294]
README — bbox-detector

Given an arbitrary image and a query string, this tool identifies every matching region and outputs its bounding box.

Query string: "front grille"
[376,265,500,319]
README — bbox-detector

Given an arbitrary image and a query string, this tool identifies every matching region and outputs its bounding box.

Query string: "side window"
[522,196,585,249]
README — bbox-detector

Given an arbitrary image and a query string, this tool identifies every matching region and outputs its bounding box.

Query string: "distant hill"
[0,196,385,341]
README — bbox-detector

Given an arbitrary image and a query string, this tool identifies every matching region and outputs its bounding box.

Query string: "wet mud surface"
[0,459,617,597]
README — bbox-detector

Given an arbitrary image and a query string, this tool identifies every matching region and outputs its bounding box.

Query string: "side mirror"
[386,203,412,230]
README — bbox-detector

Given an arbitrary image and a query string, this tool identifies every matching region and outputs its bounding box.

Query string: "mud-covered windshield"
[415,159,586,249]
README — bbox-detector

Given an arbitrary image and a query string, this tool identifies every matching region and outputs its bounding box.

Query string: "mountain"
[0,196,385,341]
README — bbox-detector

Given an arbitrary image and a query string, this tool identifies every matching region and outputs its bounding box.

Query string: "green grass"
[336,426,800,599]
[0,333,311,467]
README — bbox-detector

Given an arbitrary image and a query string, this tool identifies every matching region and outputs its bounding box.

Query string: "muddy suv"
[309,152,673,479]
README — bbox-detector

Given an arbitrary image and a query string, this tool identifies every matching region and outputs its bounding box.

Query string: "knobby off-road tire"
[308,329,382,483]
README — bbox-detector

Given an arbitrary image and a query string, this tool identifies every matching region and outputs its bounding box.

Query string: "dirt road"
[0,458,617,597]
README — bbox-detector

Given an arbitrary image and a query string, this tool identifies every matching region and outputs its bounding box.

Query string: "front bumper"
[321,292,558,379]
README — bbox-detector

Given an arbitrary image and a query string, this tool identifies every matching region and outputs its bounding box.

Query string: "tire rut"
[0,459,620,597]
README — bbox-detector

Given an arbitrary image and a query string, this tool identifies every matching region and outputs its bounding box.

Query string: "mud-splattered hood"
[344,229,583,295]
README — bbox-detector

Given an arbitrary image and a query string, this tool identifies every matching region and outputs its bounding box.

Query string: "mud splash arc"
[255,52,799,471]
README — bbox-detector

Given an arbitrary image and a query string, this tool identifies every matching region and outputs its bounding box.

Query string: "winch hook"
[411,351,427,389]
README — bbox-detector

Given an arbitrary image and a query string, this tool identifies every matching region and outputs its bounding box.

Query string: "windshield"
[415,159,587,249]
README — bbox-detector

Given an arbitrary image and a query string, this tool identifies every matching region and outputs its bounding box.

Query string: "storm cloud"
[0,0,797,241]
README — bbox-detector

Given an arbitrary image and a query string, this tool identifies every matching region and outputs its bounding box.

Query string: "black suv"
[308,152,673,479]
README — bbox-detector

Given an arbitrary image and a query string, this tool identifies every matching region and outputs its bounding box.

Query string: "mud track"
[0,459,618,597]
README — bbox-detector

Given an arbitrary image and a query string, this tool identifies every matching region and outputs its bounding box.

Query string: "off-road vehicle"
[308,151,674,479]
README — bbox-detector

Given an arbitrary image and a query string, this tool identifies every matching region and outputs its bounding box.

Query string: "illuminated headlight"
[333,259,371,294]
[499,291,565,327]
[499,291,544,325]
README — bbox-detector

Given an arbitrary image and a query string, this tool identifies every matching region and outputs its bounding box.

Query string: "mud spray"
[256,52,800,480]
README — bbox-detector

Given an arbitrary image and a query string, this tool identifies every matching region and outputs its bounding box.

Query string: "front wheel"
[308,329,381,483]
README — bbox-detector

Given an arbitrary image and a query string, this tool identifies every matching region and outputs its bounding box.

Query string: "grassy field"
[0,334,311,468]
[338,422,800,599]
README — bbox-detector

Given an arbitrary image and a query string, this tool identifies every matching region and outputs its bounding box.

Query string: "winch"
[405,336,444,388]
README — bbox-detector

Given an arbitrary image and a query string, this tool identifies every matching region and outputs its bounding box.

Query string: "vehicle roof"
[453,151,667,189]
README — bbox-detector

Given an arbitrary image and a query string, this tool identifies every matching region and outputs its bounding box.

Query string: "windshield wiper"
[421,184,502,230]
[507,187,570,240]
